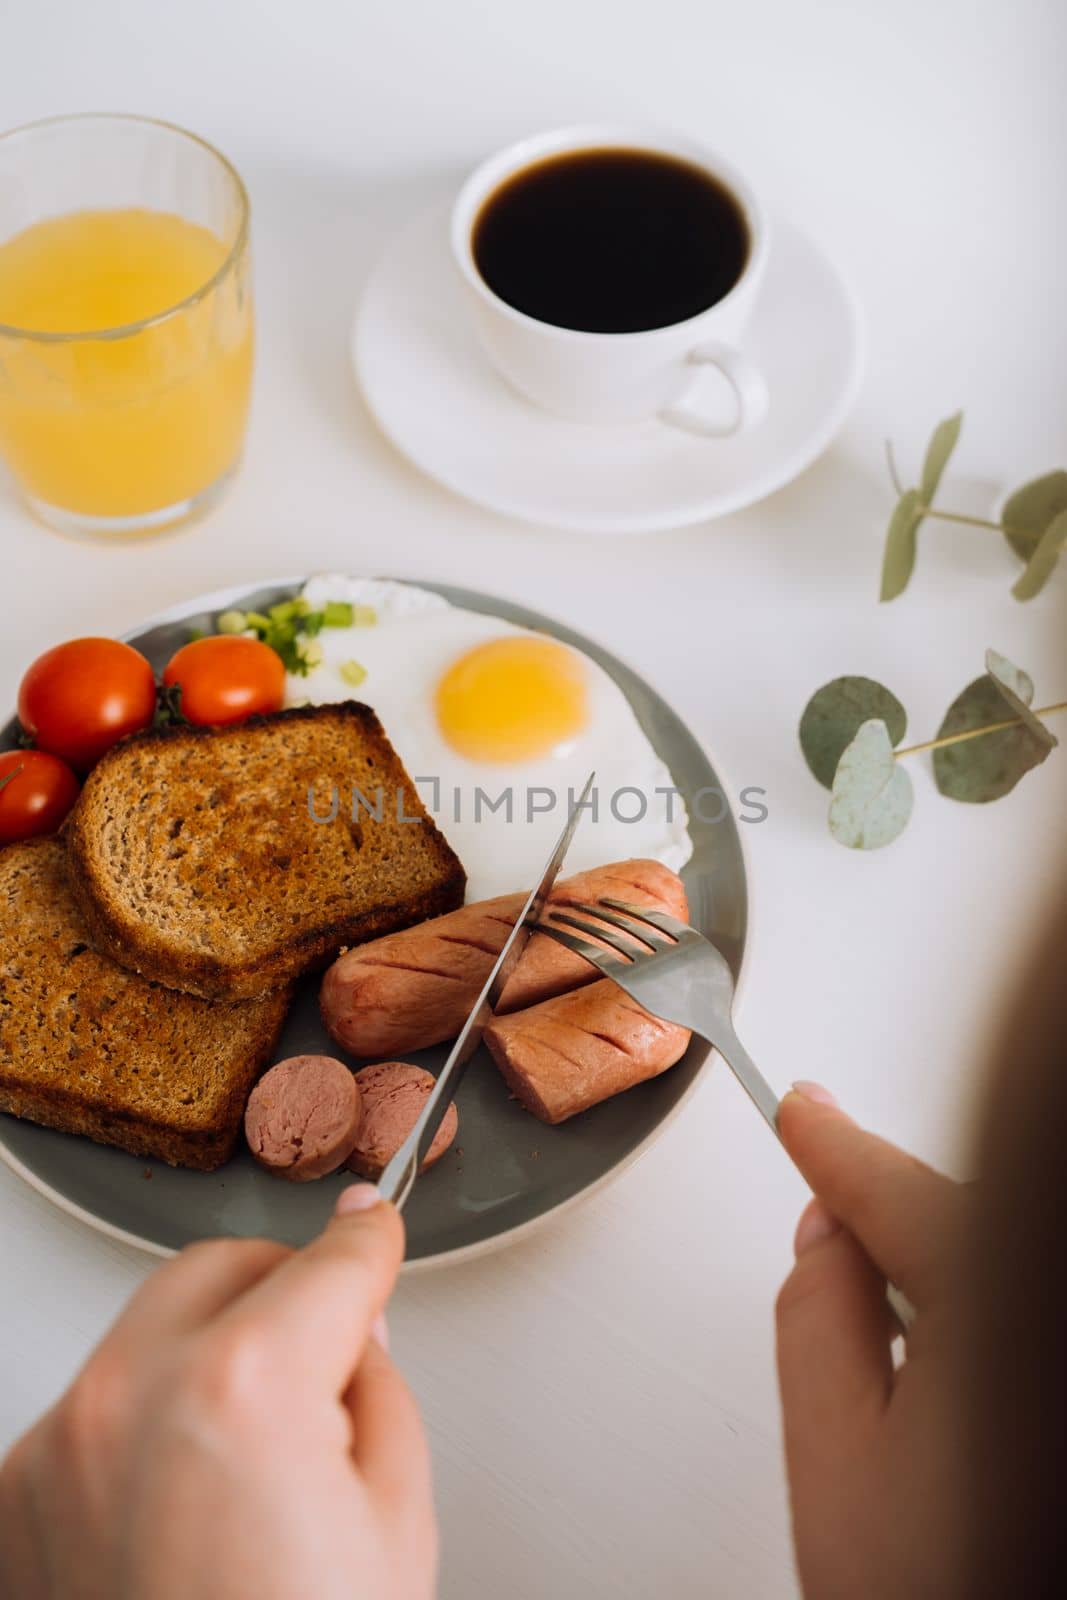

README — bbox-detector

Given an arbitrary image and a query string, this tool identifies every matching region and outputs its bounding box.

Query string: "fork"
[539,897,781,1132]
[539,897,916,1331]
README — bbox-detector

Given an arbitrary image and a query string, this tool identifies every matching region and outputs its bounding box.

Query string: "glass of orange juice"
[0,114,253,538]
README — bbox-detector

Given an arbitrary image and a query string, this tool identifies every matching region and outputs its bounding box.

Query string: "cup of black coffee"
[451,126,769,435]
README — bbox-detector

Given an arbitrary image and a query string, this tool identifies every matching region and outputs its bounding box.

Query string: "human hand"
[775,1084,969,1600]
[0,1185,436,1600]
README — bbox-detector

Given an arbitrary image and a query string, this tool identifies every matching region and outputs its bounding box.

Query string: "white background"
[2,2,1066,1594]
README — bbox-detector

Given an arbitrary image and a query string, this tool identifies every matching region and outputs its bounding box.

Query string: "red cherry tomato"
[0,749,81,844]
[162,635,286,727]
[18,638,157,771]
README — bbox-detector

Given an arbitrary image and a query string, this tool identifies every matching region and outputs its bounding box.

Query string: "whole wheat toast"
[0,838,289,1171]
[66,702,466,1001]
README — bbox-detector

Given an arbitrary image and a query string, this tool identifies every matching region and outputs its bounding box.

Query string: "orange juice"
[0,207,253,522]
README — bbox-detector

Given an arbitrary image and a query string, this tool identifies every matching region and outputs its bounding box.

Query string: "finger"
[214,1185,405,1396]
[98,1238,291,1354]
[778,1086,963,1306]
[776,1202,895,1531]
[346,1336,436,1556]
[0,1435,43,1596]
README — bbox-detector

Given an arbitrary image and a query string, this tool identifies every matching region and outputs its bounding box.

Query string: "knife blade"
[377,771,595,1211]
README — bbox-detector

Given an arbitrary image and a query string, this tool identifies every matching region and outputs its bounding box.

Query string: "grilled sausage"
[245,1055,362,1181]
[345,1063,458,1180]
[483,979,691,1124]
[320,859,687,1058]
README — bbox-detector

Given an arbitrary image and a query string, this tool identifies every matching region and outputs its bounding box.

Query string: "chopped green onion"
[221,594,358,675]
[296,637,325,670]
[339,659,367,687]
[351,604,377,626]
[277,643,306,674]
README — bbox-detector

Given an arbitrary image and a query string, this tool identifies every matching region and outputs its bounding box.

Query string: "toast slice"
[0,839,289,1171]
[66,702,467,1001]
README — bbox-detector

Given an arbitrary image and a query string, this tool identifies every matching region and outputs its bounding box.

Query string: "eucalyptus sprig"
[800,651,1064,849]
[880,411,1067,602]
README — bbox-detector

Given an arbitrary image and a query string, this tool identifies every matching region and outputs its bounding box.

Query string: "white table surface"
[2,2,1066,1594]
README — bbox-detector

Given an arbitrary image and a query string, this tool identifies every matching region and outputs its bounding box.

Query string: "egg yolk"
[435,637,588,762]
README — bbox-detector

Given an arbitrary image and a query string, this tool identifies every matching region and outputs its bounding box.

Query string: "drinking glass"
[0,114,253,538]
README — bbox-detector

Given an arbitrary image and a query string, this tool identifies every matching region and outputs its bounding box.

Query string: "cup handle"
[660,340,770,438]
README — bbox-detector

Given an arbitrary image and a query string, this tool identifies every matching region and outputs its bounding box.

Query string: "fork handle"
[706,1026,916,1332]
[700,1025,781,1136]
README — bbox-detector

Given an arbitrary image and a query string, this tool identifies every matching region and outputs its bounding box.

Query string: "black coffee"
[472,147,749,335]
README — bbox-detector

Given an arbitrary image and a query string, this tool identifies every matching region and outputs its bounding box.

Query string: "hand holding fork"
[538,897,915,1331]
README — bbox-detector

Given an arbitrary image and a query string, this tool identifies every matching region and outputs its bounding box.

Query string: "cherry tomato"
[162,635,286,727]
[18,638,157,771]
[0,749,81,844]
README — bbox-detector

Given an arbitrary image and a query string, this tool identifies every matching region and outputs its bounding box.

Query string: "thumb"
[215,1183,405,1395]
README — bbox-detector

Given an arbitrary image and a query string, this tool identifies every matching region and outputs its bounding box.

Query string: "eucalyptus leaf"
[934,670,1053,803]
[1011,506,1067,601]
[919,411,963,506]
[880,489,923,601]
[983,650,1056,748]
[1000,471,1067,564]
[983,650,1035,709]
[799,676,908,789]
[828,720,914,849]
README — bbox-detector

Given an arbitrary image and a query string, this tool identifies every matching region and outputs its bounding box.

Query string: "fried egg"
[286,576,692,901]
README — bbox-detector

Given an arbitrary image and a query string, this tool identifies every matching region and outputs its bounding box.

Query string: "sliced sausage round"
[346,1062,458,1180]
[245,1055,363,1182]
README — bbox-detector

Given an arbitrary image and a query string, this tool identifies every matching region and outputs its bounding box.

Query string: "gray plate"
[0,579,748,1267]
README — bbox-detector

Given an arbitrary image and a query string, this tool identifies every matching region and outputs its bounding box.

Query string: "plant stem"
[885,439,905,497]
[895,701,1067,759]
[922,506,1012,534]
[882,450,1060,546]
[907,500,1065,548]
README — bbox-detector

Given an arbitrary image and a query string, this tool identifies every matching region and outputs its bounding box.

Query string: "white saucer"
[353,204,864,535]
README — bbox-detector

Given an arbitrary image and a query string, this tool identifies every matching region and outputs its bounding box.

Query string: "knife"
[377,771,595,1211]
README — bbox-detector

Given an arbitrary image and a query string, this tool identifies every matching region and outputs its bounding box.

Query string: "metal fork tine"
[597,897,691,941]
[536,922,627,975]
[547,909,645,959]
[564,902,669,952]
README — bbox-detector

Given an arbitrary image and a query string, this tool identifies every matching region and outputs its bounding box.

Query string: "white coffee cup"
[450,124,770,436]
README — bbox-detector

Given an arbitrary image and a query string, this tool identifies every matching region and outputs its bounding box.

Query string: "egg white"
[286,576,692,901]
